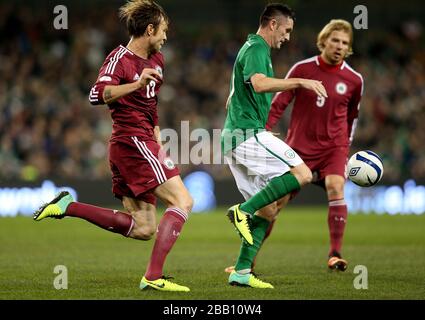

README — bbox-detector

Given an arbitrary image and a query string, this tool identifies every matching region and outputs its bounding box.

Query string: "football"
[347,150,384,187]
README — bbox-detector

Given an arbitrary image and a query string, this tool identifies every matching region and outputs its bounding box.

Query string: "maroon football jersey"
[89,45,164,140]
[267,55,363,157]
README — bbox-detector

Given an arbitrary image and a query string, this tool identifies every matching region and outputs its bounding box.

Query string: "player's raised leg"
[34,192,135,237]
[239,163,310,216]
[226,131,311,247]
[122,196,157,240]
[139,175,193,292]
[226,132,311,288]
[325,174,348,271]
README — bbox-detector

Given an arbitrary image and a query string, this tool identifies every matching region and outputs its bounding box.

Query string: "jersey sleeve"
[266,65,299,130]
[89,53,125,105]
[347,76,364,144]
[241,44,269,82]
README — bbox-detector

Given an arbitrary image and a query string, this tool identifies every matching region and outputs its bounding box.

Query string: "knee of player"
[326,185,345,199]
[295,166,312,186]
[186,195,193,214]
[181,195,193,214]
[304,169,313,185]
[132,223,156,241]
[173,194,193,214]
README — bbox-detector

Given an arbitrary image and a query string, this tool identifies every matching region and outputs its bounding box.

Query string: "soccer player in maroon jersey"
[34,0,193,292]
[226,19,363,273]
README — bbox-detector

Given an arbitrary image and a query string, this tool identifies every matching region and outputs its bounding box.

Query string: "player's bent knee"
[182,194,194,213]
[172,193,193,214]
[304,170,313,185]
[129,213,156,240]
[327,185,344,199]
[292,165,313,186]
[132,224,156,240]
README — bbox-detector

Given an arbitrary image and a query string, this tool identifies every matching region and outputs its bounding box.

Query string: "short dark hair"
[119,0,169,37]
[260,3,295,27]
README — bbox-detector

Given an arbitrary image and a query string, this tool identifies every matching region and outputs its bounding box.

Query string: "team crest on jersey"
[155,66,163,77]
[163,157,175,170]
[284,149,296,159]
[336,82,347,95]
[133,73,140,81]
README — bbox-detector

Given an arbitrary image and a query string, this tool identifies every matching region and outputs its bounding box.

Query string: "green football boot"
[228,271,274,289]
[33,191,74,221]
[140,276,190,292]
[227,204,253,245]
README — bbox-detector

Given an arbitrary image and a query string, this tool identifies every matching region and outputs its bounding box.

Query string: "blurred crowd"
[1,4,424,183]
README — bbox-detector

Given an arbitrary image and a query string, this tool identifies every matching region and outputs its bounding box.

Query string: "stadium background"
[0,0,424,301]
[1,0,424,215]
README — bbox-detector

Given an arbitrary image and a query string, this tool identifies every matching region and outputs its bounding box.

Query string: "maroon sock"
[328,199,348,256]
[252,219,276,270]
[66,202,134,237]
[144,207,188,280]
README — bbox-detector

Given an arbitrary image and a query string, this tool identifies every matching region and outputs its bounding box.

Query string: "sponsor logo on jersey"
[133,73,140,81]
[336,82,347,95]
[284,149,296,159]
[99,76,112,82]
[163,157,175,170]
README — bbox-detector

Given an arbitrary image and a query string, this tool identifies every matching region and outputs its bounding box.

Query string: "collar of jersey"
[317,55,344,72]
[248,34,271,54]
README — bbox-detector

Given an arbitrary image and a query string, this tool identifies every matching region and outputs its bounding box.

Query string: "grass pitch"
[1,207,424,300]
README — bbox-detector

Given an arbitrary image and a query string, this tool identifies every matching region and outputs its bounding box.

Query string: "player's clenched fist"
[136,68,162,88]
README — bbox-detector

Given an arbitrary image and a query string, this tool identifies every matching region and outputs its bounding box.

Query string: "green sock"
[240,173,300,215]
[235,215,270,271]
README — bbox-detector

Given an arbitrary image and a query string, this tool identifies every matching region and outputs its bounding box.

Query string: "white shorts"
[225,131,303,200]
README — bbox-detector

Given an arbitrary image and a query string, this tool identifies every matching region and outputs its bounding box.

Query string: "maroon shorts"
[299,146,349,182]
[290,146,349,197]
[109,136,180,205]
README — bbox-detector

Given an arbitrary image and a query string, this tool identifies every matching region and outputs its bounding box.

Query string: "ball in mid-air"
[347,150,384,187]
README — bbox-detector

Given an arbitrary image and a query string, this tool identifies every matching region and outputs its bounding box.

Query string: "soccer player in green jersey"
[221,3,327,288]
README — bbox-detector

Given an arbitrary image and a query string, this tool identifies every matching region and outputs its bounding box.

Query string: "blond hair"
[317,19,353,57]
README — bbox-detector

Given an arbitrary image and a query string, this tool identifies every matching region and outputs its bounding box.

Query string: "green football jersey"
[221,34,274,154]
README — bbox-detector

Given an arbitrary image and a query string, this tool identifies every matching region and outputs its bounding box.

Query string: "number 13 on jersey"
[146,80,156,98]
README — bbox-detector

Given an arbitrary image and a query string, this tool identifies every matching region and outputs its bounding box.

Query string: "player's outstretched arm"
[250,73,327,98]
[102,68,162,104]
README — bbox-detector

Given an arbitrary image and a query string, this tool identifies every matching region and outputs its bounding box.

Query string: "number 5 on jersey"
[146,80,156,98]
